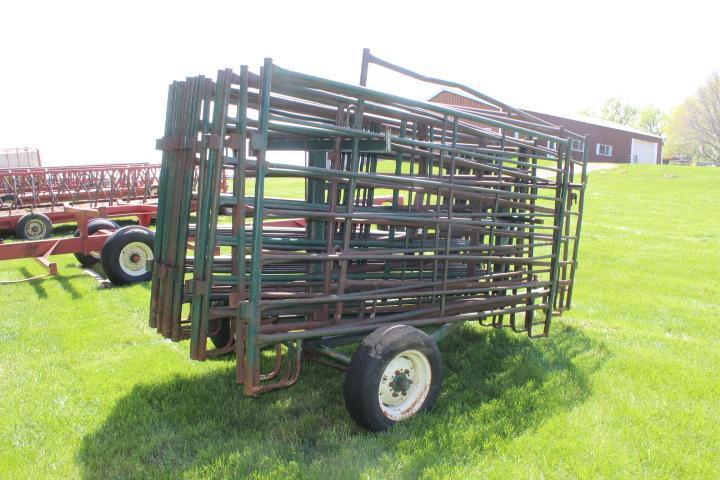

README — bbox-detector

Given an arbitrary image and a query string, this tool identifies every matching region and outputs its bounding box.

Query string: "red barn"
[429,90,663,164]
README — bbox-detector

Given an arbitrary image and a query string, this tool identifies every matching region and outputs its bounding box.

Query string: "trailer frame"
[0,202,157,283]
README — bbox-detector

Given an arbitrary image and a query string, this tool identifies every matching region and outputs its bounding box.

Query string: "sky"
[1,0,718,165]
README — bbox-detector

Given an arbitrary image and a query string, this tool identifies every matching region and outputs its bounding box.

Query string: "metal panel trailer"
[0,203,156,285]
[150,50,589,431]
[0,162,160,239]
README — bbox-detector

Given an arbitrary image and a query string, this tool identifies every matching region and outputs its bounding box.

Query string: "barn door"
[631,139,657,164]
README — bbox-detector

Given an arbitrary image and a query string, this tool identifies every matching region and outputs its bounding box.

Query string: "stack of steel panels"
[150,50,588,398]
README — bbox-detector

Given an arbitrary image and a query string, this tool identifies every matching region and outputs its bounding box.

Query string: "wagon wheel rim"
[378,349,432,421]
[119,241,153,276]
[24,219,47,239]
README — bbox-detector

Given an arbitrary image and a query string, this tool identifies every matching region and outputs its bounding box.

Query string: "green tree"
[664,101,697,160]
[686,72,720,164]
[636,106,666,136]
[586,98,665,135]
[665,72,720,164]
[585,97,639,125]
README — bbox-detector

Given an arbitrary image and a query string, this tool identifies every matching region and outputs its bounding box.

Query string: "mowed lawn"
[0,165,719,479]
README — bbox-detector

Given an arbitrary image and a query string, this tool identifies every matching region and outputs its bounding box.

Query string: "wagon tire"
[343,325,442,432]
[208,298,233,350]
[15,212,53,240]
[73,218,120,268]
[100,226,154,285]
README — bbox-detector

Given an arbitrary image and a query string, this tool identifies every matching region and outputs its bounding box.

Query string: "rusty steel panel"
[149,50,589,399]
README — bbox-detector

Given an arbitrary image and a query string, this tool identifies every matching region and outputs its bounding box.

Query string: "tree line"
[583,73,720,165]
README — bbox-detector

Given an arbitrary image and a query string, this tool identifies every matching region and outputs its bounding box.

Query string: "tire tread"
[343,325,442,432]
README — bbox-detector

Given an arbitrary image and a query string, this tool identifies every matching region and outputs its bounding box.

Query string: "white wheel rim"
[378,349,432,421]
[119,241,153,276]
[25,219,47,239]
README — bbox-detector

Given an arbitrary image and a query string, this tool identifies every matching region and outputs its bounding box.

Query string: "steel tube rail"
[363,50,557,129]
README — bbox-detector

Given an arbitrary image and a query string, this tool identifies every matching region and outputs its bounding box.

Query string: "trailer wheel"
[343,325,442,432]
[208,298,233,350]
[101,226,154,285]
[16,213,53,240]
[209,317,232,349]
[73,218,120,268]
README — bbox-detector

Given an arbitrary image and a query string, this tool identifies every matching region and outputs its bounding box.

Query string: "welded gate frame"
[150,51,589,396]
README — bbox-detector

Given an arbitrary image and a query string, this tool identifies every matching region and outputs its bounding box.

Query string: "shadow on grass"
[17,267,83,299]
[18,267,48,298]
[70,259,152,290]
[56,274,83,299]
[51,224,79,236]
[78,324,608,478]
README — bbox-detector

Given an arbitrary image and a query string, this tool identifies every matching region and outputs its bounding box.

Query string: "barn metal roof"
[430,88,663,139]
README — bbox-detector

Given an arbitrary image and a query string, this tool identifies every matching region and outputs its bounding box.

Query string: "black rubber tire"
[100,226,155,285]
[1,194,16,209]
[73,218,120,268]
[343,325,443,432]
[208,298,233,350]
[15,212,53,240]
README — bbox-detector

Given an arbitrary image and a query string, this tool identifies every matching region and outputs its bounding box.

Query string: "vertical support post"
[543,130,571,335]
[189,69,231,360]
[244,58,274,393]
[440,116,459,314]
[234,65,250,382]
[565,134,590,309]
[149,82,177,330]
[331,50,369,323]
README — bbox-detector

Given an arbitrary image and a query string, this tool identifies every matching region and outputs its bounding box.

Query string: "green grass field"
[1,165,719,479]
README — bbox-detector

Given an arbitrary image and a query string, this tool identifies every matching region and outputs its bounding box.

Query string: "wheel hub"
[389,371,413,396]
[25,220,46,238]
[118,241,153,276]
[378,349,431,419]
